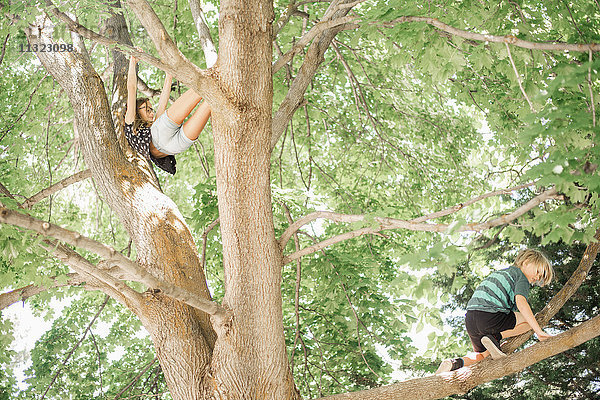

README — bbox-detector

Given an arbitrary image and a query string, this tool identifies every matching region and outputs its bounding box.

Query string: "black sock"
[450,357,464,371]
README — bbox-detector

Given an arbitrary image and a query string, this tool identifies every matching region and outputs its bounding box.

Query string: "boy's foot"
[435,358,464,374]
[435,359,452,374]
[481,335,506,359]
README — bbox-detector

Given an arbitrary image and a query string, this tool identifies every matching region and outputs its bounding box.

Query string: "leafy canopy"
[0,0,598,398]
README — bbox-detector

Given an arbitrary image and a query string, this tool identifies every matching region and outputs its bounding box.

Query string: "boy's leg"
[181,101,211,141]
[463,351,487,366]
[501,312,531,339]
[165,89,203,125]
[481,335,506,358]
[435,352,486,374]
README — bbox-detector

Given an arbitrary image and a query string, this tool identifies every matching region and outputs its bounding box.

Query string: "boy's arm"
[515,294,551,340]
[155,73,173,119]
[125,55,138,124]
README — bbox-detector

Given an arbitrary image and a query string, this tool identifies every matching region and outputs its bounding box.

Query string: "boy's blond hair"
[514,248,554,286]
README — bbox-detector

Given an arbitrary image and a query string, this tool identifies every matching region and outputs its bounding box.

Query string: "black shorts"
[465,310,516,353]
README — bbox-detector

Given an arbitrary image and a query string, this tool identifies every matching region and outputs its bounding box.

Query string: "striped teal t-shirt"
[466,266,530,313]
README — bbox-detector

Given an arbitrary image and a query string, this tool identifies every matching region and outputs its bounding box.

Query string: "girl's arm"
[155,73,173,119]
[124,55,138,124]
[515,295,551,340]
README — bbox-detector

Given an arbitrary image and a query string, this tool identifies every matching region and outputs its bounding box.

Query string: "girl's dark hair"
[133,97,150,132]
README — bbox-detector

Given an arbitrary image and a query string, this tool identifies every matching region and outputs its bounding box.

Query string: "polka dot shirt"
[124,122,176,175]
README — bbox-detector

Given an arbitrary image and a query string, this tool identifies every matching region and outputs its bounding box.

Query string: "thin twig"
[200,218,220,272]
[272,16,357,73]
[304,231,381,379]
[291,120,309,191]
[44,97,55,221]
[505,42,535,112]
[281,182,538,246]
[303,105,313,191]
[89,331,104,398]
[0,34,9,66]
[562,0,584,39]
[410,181,537,223]
[41,296,110,400]
[588,49,596,127]
[113,357,158,399]
[0,73,49,142]
[193,142,211,179]
[280,202,303,372]
[22,169,92,209]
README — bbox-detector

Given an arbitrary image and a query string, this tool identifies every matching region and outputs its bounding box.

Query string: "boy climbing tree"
[436,249,555,374]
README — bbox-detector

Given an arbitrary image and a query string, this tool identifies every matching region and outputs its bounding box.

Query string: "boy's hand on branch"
[537,330,552,341]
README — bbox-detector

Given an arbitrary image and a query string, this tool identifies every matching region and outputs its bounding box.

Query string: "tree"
[1,0,599,399]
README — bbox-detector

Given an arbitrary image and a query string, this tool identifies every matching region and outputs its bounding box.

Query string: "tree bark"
[207,0,299,398]
[27,15,217,400]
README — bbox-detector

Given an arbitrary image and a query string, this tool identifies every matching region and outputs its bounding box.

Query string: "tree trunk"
[207,0,298,399]
[27,17,217,400]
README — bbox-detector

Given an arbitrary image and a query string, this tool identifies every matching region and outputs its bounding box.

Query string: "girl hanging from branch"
[124,54,211,174]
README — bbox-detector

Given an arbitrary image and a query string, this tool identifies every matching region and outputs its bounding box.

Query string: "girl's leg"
[501,312,531,339]
[165,89,203,125]
[181,101,211,141]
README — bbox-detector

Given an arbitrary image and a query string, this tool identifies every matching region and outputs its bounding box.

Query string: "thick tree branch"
[272,16,358,73]
[0,274,81,311]
[123,0,222,103]
[42,2,168,72]
[271,0,360,149]
[137,76,160,98]
[22,169,92,209]
[188,0,218,68]
[0,207,227,318]
[318,314,600,400]
[385,16,600,52]
[0,261,138,311]
[40,239,142,306]
[273,2,305,38]
[1,176,138,309]
[1,175,138,308]
[43,0,215,100]
[281,184,546,247]
[281,188,558,263]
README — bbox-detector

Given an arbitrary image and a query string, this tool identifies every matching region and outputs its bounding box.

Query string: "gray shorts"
[150,113,194,155]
